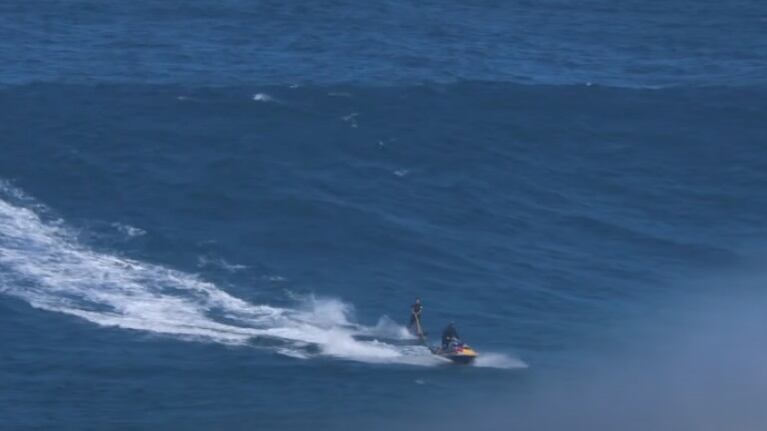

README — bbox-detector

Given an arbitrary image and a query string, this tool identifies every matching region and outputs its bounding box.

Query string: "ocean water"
[1,1,766,430]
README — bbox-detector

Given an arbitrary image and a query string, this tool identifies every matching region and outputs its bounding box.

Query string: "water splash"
[473,352,528,369]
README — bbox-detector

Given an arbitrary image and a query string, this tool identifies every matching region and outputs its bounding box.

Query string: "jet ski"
[409,313,477,364]
[431,339,478,364]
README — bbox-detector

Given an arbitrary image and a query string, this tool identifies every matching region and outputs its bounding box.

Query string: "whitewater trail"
[0,181,524,369]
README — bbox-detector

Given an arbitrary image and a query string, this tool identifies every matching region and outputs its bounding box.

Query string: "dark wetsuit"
[408,302,423,333]
[441,324,459,349]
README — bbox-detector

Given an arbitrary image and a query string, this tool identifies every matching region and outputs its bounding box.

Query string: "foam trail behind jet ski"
[0,182,440,366]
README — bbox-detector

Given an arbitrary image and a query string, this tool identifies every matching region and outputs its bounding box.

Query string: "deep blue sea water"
[1,1,767,430]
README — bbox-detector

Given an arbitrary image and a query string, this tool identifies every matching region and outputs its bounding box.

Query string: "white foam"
[473,352,528,369]
[355,315,414,340]
[197,255,248,272]
[0,183,451,367]
[341,112,359,128]
[252,93,274,102]
[262,275,286,282]
[276,348,310,359]
[112,222,146,238]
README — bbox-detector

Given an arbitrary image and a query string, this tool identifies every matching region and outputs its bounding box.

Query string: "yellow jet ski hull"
[434,345,478,364]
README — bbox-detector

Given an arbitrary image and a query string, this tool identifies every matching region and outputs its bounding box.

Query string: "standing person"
[408,297,423,336]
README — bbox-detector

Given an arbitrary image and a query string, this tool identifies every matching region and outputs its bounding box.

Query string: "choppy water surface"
[1,1,766,429]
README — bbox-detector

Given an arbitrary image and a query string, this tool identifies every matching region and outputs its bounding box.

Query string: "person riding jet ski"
[441,322,460,350]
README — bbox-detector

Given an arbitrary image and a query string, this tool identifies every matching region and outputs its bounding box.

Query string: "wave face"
[0,80,765,428]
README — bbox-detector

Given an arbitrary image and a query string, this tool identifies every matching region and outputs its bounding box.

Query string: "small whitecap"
[283,289,303,301]
[253,93,274,102]
[341,112,358,122]
[111,222,146,238]
[197,256,248,273]
[341,113,359,128]
[393,169,409,177]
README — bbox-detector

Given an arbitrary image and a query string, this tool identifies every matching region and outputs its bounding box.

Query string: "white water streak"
[0,183,443,365]
[0,182,525,369]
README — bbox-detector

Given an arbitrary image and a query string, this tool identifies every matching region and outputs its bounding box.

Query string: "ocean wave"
[0,182,469,367]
